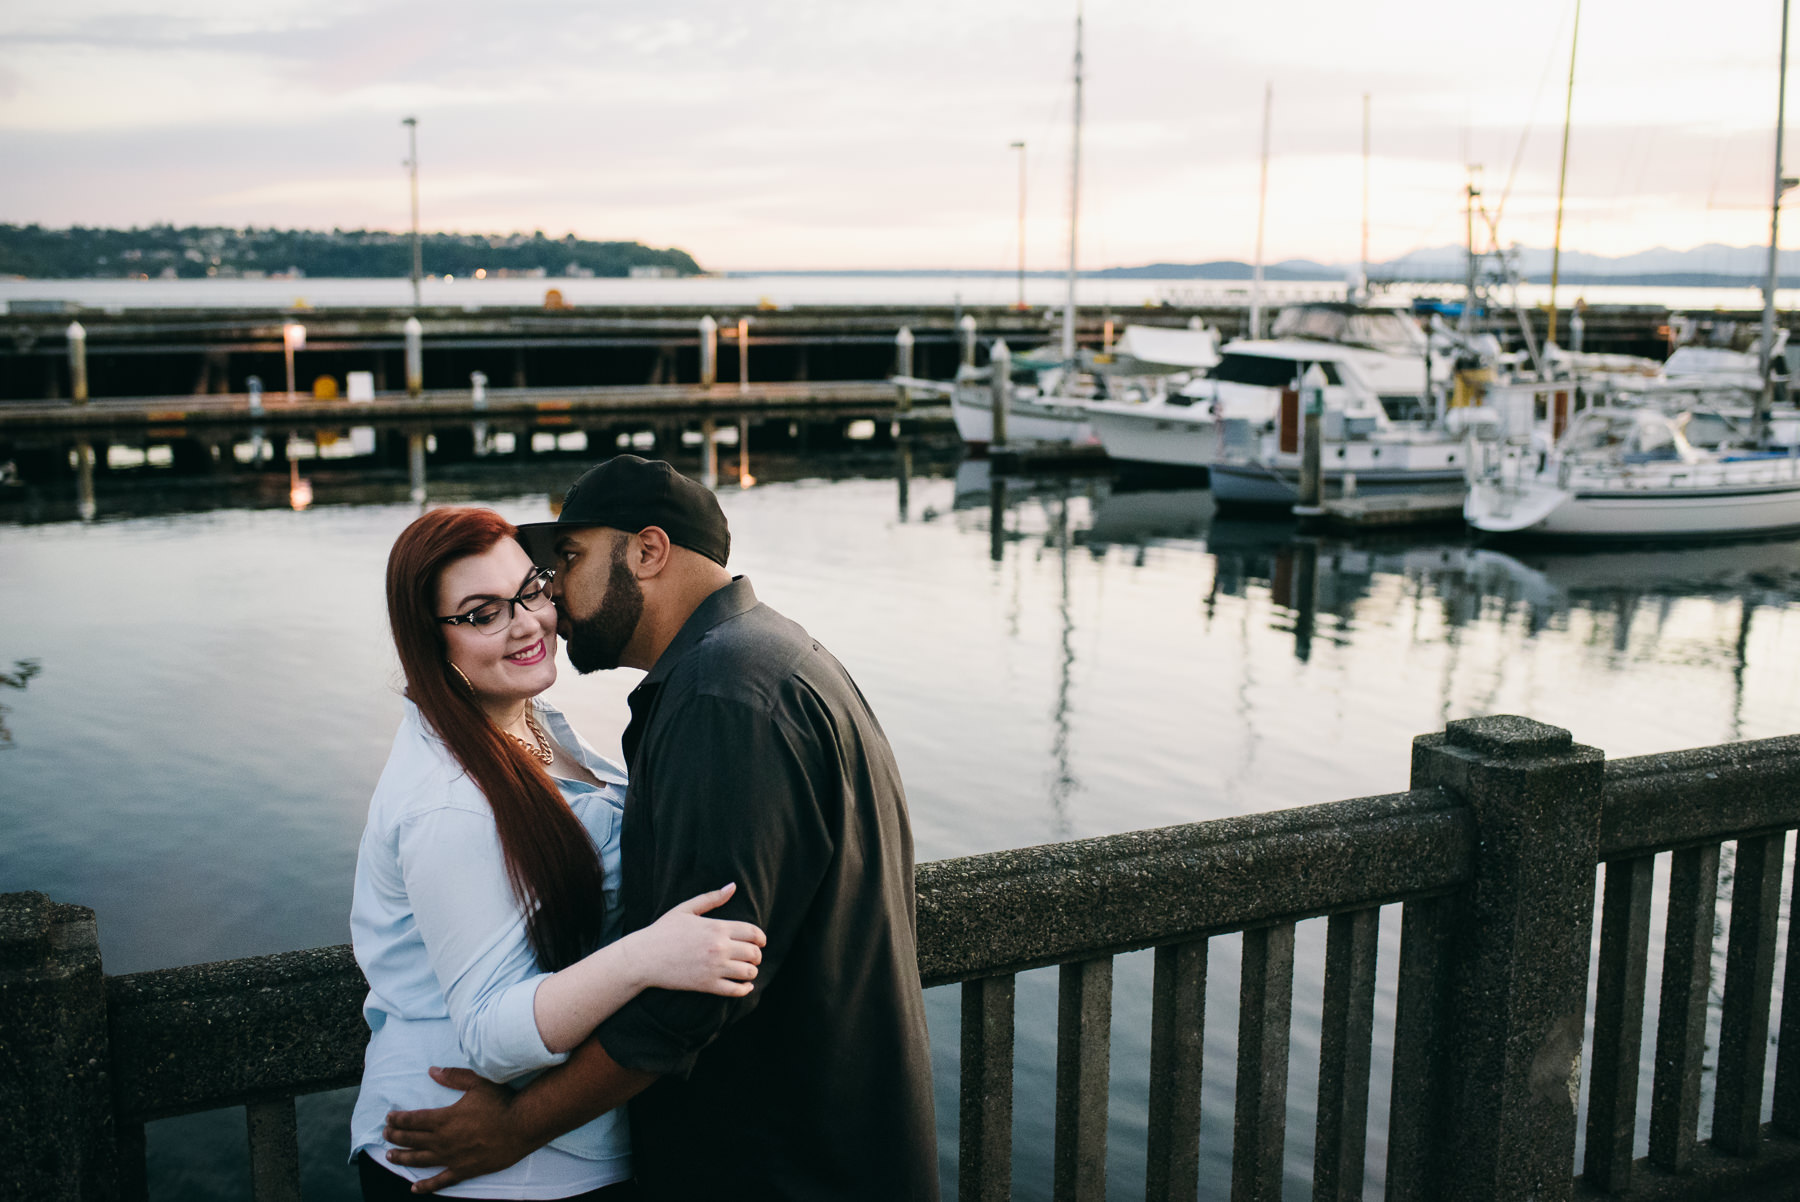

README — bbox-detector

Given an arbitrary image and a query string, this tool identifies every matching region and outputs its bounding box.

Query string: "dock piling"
[895,326,914,414]
[1294,365,1327,518]
[66,322,88,405]
[281,322,304,401]
[989,339,1011,450]
[700,417,719,488]
[698,316,718,388]
[737,318,750,393]
[470,371,486,411]
[959,314,978,368]
[403,317,423,399]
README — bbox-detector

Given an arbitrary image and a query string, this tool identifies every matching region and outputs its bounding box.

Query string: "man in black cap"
[383,455,939,1201]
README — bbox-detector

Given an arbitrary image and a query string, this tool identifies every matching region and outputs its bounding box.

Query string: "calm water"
[2,273,1790,315]
[5,432,1800,1200]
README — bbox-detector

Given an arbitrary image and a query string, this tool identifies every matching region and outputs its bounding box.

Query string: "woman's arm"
[531,882,764,1053]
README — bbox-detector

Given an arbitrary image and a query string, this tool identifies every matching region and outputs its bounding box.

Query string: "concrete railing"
[7,715,1800,1201]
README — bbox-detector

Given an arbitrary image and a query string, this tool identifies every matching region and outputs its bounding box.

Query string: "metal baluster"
[1713,833,1787,1155]
[1649,843,1721,1171]
[1385,894,1456,1202]
[1584,855,1655,1192]
[960,974,1016,1202]
[1232,922,1295,1202]
[1314,908,1379,1202]
[1145,940,1207,1202]
[1054,956,1113,1202]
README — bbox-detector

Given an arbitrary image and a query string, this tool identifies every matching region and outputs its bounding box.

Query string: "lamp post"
[402,116,422,310]
[1010,140,1027,310]
[282,321,306,400]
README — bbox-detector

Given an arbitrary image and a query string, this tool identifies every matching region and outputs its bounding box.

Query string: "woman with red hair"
[349,507,764,1200]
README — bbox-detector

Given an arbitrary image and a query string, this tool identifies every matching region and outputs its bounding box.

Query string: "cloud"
[2,0,1793,268]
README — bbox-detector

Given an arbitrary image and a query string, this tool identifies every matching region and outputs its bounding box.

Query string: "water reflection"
[7,433,1800,1201]
[0,658,42,748]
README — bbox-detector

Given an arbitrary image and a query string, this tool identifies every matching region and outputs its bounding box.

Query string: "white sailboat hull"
[1468,475,1800,537]
[951,386,1097,448]
[1085,402,1221,467]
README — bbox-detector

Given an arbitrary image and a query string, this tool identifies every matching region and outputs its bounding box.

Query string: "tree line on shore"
[0,225,704,280]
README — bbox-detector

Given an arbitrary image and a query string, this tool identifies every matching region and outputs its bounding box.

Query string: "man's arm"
[382,1039,656,1195]
[594,691,834,1074]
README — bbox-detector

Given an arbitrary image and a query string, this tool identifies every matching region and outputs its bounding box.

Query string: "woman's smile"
[506,639,548,666]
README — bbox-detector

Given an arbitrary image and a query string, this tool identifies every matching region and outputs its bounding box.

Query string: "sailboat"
[950,8,1098,450]
[1465,0,1800,539]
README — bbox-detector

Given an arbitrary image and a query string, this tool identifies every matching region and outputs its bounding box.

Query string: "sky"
[0,0,1794,272]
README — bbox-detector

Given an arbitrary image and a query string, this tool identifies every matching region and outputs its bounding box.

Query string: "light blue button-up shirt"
[349,697,631,1199]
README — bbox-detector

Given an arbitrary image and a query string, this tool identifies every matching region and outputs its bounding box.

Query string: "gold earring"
[449,663,474,692]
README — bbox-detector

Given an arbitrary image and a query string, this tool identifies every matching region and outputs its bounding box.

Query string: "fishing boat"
[1464,407,1800,538]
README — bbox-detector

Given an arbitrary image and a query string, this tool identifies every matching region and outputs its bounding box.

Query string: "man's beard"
[564,542,644,674]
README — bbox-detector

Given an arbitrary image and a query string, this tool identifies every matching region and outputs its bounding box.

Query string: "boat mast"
[1359,93,1371,302]
[1061,6,1083,365]
[1760,0,1793,444]
[1546,0,1581,350]
[1249,83,1272,339]
[1461,167,1480,333]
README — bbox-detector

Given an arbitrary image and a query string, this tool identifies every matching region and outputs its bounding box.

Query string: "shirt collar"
[637,576,759,690]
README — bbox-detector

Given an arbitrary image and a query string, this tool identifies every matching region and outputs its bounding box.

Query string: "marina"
[8,434,1800,1200]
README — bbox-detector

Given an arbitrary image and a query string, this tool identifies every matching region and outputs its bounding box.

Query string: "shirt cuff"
[595,1000,703,1078]
[468,974,568,1082]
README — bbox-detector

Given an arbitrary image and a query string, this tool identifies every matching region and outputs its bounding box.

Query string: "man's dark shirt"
[593,577,938,1202]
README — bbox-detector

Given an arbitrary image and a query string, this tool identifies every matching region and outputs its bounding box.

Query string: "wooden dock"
[0,380,908,433]
[1316,488,1468,530]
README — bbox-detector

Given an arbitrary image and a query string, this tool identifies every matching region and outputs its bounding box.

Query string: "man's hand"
[383,1067,530,1195]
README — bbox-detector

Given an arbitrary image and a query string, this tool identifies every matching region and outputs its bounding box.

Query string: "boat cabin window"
[1208,354,1341,388]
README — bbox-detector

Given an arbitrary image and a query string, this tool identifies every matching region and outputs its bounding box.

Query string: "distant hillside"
[1090,260,1339,281]
[0,225,704,280]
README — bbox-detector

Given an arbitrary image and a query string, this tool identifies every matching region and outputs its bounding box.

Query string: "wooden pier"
[1316,488,1468,530]
[0,379,908,433]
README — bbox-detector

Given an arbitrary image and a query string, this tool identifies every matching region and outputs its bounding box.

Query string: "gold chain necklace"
[507,709,554,766]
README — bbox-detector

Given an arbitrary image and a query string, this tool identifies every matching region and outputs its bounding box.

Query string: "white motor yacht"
[1465,407,1800,538]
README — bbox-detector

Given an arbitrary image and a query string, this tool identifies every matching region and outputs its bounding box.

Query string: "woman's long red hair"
[386,507,606,973]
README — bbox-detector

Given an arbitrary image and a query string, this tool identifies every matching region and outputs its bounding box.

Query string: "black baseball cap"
[516,455,730,568]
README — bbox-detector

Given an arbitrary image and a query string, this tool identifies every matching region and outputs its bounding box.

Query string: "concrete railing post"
[0,892,119,1201]
[1408,716,1605,1202]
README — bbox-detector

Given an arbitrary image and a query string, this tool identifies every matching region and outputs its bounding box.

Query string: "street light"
[282,321,306,400]
[1010,141,1027,311]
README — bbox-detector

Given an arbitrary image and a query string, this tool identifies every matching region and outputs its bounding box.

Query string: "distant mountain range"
[1089,244,1800,287]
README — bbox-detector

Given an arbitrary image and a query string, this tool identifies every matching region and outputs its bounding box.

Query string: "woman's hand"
[630,882,766,997]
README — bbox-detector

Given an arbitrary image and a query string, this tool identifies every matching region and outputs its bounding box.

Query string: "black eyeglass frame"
[437,567,557,633]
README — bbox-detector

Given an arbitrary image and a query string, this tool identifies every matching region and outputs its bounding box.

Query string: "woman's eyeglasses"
[438,568,556,635]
